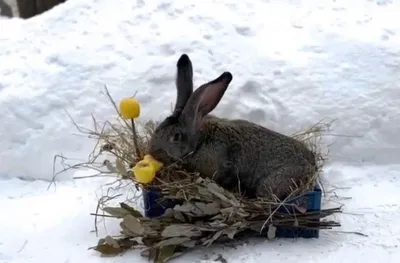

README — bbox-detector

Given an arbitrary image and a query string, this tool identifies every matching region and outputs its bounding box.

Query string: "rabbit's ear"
[173,54,194,117]
[182,72,233,125]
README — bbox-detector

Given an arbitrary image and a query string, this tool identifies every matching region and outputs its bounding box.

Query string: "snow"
[0,0,399,262]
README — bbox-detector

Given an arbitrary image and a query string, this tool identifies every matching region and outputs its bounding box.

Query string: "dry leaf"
[104,160,118,173]
[209,221,228,228]
[207,183,241,207]
[173,211,186,222]
[202,230,223,247]
[97,238,105,246]
[267,224,277,239]
[104,235,120,248]
[249,222,263,232]
[102,207,130,218]
[149,246,179,263]
[220,207,234,214]
[156,246,181,263]
[121,215,144,236]
[173,203,194,214]
[197,186,214,198]
[207,183,226,195]
[194,202,220,216]
[206,183,238,206]
[163,208,174,218]
[154,237,191,248]
[224,191,240,206]
[117,238,139,250]
[215,254,228,263]
[94,244,123,255]
[182,240,196,248]
[223,227,238,239]
[210,214,224,221]
[116,158,128,177]
[174,202,219,217]
[195,177,204,184]
[231,221,244,228]
[161,224,202,238]
[236,208,249,217]
[294,204,307,214]
[120,203,143,218]
[142,236,160,246]
[140,248,150,258]
[94,236,122,256]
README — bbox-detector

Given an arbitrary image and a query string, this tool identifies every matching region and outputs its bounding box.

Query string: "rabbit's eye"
[169,132,181,143]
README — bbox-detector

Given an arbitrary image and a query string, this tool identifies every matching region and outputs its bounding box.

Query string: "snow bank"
[1,0,400,181]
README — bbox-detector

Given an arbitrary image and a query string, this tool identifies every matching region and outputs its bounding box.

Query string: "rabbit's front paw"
[212,160,241,193]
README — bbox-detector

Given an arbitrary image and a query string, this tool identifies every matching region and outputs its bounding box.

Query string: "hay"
[54,86,342,263]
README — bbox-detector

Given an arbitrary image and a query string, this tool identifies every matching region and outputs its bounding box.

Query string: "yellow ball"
[119,97,140,119]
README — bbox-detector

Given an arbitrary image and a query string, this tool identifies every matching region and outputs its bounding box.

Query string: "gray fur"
[147,54,317,199]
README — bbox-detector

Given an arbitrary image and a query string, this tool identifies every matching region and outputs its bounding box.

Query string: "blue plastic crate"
[142,187,182,218]
[275,186,322,238]
[142,186,322,238]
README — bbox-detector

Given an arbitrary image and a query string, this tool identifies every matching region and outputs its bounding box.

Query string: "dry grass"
[52,86,342,263]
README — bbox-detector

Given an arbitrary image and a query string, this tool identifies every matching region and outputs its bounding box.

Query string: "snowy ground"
[1,0,400,262]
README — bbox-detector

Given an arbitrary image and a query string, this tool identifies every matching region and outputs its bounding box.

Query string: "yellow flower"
[132,155,163,184]
[119,97,140,119]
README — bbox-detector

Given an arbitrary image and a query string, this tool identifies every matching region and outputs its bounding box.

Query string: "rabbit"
[147,54,317,200]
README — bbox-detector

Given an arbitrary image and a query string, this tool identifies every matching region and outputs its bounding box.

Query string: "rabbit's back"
[190,117,317,199]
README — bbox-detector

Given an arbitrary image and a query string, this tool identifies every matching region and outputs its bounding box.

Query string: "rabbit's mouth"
[149,147,193,165]
[147,148,177,164]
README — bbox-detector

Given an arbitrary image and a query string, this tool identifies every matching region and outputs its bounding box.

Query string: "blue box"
[142,186,322,238]
[142,187,182,218]
[275,186,322,238]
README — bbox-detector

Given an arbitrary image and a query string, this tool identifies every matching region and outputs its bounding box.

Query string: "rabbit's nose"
[148,147,167,161]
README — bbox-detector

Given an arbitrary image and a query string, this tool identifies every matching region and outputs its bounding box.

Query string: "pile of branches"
[94,176,341,262]
[55,87,342,263]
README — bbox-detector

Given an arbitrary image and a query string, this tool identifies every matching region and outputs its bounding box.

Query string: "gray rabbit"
[147,54,317,200]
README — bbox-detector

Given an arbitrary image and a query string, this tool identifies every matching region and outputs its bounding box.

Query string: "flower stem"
[131,119,142,160]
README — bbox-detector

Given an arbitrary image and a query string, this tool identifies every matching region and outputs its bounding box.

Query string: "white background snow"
[0,0,399,262]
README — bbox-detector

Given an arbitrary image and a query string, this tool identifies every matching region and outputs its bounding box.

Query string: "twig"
[90,213,119,218]
[329,230,368,237]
